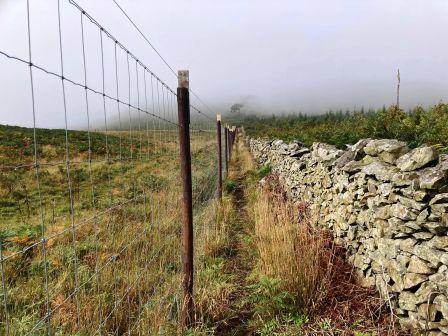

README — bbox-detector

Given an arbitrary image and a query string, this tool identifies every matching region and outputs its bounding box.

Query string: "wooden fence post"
[228,126,232,159]
[229,127,235,158]
[177,70,194,326]
[217,115,222,201]
[224,126,228,172]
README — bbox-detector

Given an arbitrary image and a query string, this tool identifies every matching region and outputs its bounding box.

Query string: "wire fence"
[0,1,230,334]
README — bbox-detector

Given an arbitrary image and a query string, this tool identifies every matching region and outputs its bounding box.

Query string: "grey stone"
[364,139,409,156]
[289,147,310,158]
[403,273,427,289]
[311,142,343,163]
[423,321,448,331]
[421,222,447,235]
[427,331,446,336]
[287,142,300,151]
[278,144,292,155]
[434,295,448,319]
[272,139,284,147]
[429,213,443,221]
[389,203,418,220]
[391,171,421,186]
[417,209,429,222]
[417,303,438,321]
[361,159,398,182]
[398,237,417,252]
[388,258,406,279]
[375,274,392,299]
[432,266,448,284]
[415,281,438,304]
[348,138,371,153]
[353,254,370,271]
[404,221,422,231]
[342,155,375,173]
[430,193,448,205]
[374,219,393,238]
[359,275,375,287]
[440,253,448,265]
[413,244,443,267]
[412,232,435,240]
[336,151,356,168]
[378,151,401,164]
[399,317,418,330]
[408,256,434,274]
[399,291,418,311]
[374,206,391,220]
[420,168,447,189]
[397,145,439,172]
[427,236,448,250]
[398,195,427,211]
[401,186,428,202]
[367,179,378,193]
[378,183,393,196]
[443,213,448,225]
[431,203,448,214]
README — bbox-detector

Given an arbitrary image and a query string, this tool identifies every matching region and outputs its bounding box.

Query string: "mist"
[0,0,447,128]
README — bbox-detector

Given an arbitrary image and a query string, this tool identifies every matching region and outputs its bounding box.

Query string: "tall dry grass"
[193,197,236,328]
[252,175,408,335]
[0,131,219,335]
[252,176,335,315]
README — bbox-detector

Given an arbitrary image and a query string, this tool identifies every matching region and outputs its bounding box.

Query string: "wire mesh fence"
[0,1,226,334]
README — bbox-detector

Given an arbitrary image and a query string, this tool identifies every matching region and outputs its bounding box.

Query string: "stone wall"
[248,137,448,335]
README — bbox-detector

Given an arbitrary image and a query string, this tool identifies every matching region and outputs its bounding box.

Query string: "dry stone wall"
[248,137,448,335]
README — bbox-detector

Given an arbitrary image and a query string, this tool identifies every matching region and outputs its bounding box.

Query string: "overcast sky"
[0,0,447,128]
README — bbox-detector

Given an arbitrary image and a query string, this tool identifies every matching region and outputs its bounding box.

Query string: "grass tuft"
[252,174,333,316]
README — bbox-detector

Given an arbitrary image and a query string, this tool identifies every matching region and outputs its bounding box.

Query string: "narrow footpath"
[215,136,256,336]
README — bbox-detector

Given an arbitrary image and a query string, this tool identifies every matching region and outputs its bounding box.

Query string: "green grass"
[254,165,271,179]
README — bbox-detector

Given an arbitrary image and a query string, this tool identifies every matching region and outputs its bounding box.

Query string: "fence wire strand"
[0,0,223,334]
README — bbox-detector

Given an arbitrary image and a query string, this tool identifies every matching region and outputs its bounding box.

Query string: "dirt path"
[215,137,255,336]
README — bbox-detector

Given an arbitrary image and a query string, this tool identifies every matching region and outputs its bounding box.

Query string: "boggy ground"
[190,134,409,336]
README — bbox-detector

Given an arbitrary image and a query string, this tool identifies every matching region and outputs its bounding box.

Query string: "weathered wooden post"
[217,114,222,201]
[224,125,229,172]
[228,126,233,159]
[396,68,401,108]
[177,70,194,326]
[229,126,235,158]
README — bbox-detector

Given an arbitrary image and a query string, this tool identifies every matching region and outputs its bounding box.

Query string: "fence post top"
[178,70,189,89]
[217,114,221,121]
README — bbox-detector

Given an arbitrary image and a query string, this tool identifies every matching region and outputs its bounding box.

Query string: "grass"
[0,124,219,335]
[252,178,333,317]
